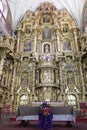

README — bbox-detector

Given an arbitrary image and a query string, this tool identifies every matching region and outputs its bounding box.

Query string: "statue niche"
[43,15,50,23]
[44,44,50,53]
[63,24,69,33]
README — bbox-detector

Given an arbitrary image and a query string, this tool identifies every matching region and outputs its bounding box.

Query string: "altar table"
[16,105,75,122]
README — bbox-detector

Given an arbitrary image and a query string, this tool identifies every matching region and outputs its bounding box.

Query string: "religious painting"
[21,73,28,86]
[67,72,75,84]
[24,40,31,52]
[66,62,72,70]
[42,28,51,40]
[63,39,71,51]
[43,69,51,82]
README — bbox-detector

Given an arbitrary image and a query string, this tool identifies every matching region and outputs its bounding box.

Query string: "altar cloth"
[16,105,75,122]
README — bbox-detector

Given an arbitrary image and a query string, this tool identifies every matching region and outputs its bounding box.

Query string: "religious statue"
[44,44,50,53]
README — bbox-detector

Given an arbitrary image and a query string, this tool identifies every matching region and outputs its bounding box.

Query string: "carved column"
[11,61,17,111]
[32,62,36,101]
[0,52,6,84]
[17,31,20,53]
[78,59,85,100]
[34,23,37,52]
[0,57,4,76]
[11,38,15,51]
[59,59,63,101]
[56,28,60,52]
[74,28,78,52]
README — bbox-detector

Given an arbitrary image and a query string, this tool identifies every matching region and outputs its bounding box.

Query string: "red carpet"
[76,114,87,123]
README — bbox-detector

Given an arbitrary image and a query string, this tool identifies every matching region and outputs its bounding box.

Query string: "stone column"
[34,23,37,52]
[17,31,20,53]
[78,59,85,100]
[56,28,60,52]
[34,31,37,52]
[0,56,4,76]
[11,38,15,51]
[0,53,6,84]
[59,59,63,101]
[11,61,17,111]
[32,62,36,101]
[74,28,78,52]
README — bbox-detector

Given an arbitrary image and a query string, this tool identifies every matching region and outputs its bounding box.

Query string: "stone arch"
[17,90,30,106]
[67,94,77,107]
[19,94,28,105]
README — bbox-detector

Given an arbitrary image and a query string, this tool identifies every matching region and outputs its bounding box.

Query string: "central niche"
[42,27,51,40]
[43,68,51,82]
[44,44,50,53]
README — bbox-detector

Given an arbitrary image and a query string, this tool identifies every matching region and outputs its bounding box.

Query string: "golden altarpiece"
[0,2,87,112]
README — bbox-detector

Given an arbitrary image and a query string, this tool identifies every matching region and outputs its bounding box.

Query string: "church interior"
[0,0,87,114]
